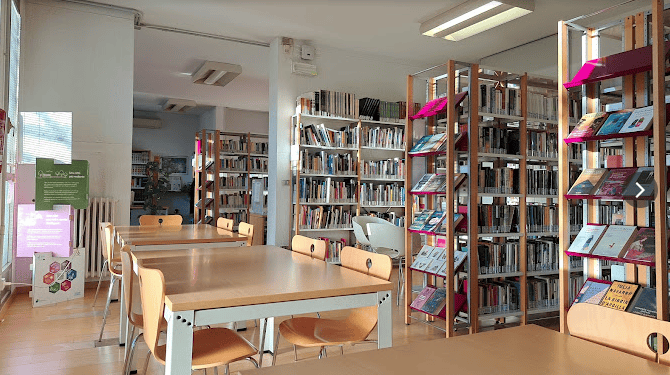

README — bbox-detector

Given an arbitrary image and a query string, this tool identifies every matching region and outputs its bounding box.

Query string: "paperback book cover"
[410,245,434,269]
[408,210,434,231]
[421,211,446,232]
[410,286,436,310]
[566,112,608,139]
[427,246,444,260]
[567,224,608,254]
[621,167,654,198]
[411,174,434,192]
[421,133,447,152]
[595,110,633,135]
[599,281,639,311]
[626,287,656,318]
[411,257,432,271]
[425,259,446,275]
[572,279,612,305]
[422,288,447,315]
[619,105,654,133]
[595,168,637,197]
[409,135,432,153]
[591,225,638,258]
[622,227,655,263]
[567,168,608,195]
[422,174,446,192]
[436,250,468,277]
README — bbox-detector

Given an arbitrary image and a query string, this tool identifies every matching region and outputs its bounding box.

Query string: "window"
[20,112,72,164]
[7,0,17,127]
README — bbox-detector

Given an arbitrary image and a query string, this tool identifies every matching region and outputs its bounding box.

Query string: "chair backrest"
[239,222,254,246]
[139,214,183,226]
[101,223,120,277]
[340,246,392,342]
[352,216,389,247]
[137,264,166,358]
[98,222,111,261]
[291,235,326,261]
[367,222,405,253]
[567,302,664,362]
[217,217,234,231]
[119,245,141,326]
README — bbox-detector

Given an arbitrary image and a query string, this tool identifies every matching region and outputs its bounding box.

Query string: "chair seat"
[152,327,257,370]
[373,248,401,260]
[109,260,123,277]
[279,317,368,347]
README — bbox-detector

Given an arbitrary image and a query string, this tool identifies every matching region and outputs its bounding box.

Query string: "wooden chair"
[567,302,668,362]
[97,223,123,342]
[291,235,326,261]
[217,217,234,231]
[137,264,259,373]
[119,246,147,375]
[271,246,392,365]
[139,214,183,226]
[239,222,254,246]
[92,222,121,307]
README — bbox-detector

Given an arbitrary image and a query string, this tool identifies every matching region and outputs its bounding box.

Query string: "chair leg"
[92,259,108,306]
[122,325,137,375]
[246,357,259,368]
[224,364,230,375]
[142,350,151,375]
[213,367,219,375]
[293,345,298,362]
[97,276,116,342]
[340,345,344,356]
[272,329,281,366]
[397,259,404,306]
[258,318,267,367]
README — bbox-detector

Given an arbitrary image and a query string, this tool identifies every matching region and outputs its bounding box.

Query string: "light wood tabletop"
[114,224,247,246]
[238,325,670,375]
[134,245,393,312]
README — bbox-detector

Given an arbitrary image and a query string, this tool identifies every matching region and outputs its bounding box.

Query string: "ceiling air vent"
[162,99,197,113]
[192,61,242,87]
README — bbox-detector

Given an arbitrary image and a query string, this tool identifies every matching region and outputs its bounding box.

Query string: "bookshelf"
[131,149,151,208]
[291,95,409,263]
[557,3,668,332]
[194,130,269,227]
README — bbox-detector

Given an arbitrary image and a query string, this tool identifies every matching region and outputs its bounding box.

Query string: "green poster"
[35,158,89,210]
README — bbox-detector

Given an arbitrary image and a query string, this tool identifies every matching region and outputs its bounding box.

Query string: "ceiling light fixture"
[192,61,242,87]
[162,98,197,113]
[420,0,534,41]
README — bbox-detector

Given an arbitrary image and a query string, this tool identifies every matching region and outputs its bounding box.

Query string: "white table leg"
[377,290,392,349]
[165,307,194,375]
[260,317,274,353]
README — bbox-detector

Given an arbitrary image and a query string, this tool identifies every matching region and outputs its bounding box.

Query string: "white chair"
[352,216,390,248]
[367,222,405,306]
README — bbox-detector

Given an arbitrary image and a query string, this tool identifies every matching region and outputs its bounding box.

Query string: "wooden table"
[133,245,394,375]
[238,324,670,375]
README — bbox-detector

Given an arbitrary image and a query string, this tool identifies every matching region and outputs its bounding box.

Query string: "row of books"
[572,279,655,318]
[479,127,520,155]
[361,126,404,149]
[478,241,519,275]
[297,205,353,230]
[567,106,654,139]
[300,151,357,176]
[527,168,557,196]
[599,203,624,225]
[363,211,406,227]
[360,158,405,180]
[360,182,405,207]
[477,84,522,117]
[527,91,558,121]
[298,177,358,204]
[409,245,468,277]
[478,205,519,234]
[378,101,408,124]
[130,176,146,189]
[568,224,654,262]
[297,90,359,119]
[221,156,247,171]
[220,192,250,208]
[478,167,519,195]
[249,158,268,172]
[299,123,358,148]
[251,141,269,155]
[528,276,559,310]
[320,237,347,263]
[527,130,559,159]
[527,205,557,233]
[408,210,446,233]
[219,210,247,225]
[527,238,559,272]
[221,136,247,153]
[568,167,654,198]
[479,280,519,315]
[220,176,247,190]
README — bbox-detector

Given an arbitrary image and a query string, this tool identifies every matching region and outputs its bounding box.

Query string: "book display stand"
[558,2,669,332]
[194,130,268,227]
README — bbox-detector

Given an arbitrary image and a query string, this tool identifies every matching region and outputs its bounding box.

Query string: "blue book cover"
[596,111,633,135]
[572,279,611,305]
[627,287,656,318]
[422,288,447,315]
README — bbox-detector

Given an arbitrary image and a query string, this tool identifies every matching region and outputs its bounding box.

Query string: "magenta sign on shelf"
[17,204,72,258]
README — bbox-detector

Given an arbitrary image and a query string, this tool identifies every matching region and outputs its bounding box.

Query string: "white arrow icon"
[635,182,645,198]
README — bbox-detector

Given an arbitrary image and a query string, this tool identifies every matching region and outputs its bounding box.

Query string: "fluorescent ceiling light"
[192,61,242,87]
[420,0,534,41]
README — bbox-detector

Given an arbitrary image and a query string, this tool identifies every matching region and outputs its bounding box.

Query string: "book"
[619,105,654,133]
[567,224,608,254]
[626,287,656,318]
[408,135,432,153]
[435,249,468,277]
[622,227,655,263]
[408,210,434,231]
[566,112,608,138]
[567,168,608,195]
[599,281,639,311]
[427,246,444,260]
[594,168,636,197]
[425,259,446,275]
[408,133,446,154]
[595,110,633,135]
[572,279,612,305]
[621,167,654,198]
[410,286,436,310]
[591,225,638,258]
[421,211,446,232]
[422,288,447,315]
[422,175,446,192]
[411,174,434,192]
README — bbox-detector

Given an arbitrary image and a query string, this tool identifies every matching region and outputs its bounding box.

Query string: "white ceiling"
[117,0,650,112]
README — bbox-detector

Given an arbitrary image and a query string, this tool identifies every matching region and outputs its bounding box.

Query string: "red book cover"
[410,286,437,310]
[622,228,655,263]
[595,168,637,197]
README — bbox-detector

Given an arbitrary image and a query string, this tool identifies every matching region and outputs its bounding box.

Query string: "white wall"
[18,0,134,281]
[223,107,268,134]
[268,38,428,246]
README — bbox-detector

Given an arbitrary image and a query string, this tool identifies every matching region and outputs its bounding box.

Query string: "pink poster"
[17,204,72,257]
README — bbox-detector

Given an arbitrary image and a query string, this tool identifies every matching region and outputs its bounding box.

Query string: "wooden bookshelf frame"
[557,1,669,333]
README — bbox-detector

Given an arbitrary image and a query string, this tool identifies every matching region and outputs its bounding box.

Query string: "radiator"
[72,197,116,279]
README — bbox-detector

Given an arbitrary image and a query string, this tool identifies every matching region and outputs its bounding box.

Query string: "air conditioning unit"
[292,61,317,76]
[133,118,162,129]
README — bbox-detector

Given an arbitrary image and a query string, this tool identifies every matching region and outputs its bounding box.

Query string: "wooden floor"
[0,269,558,374]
